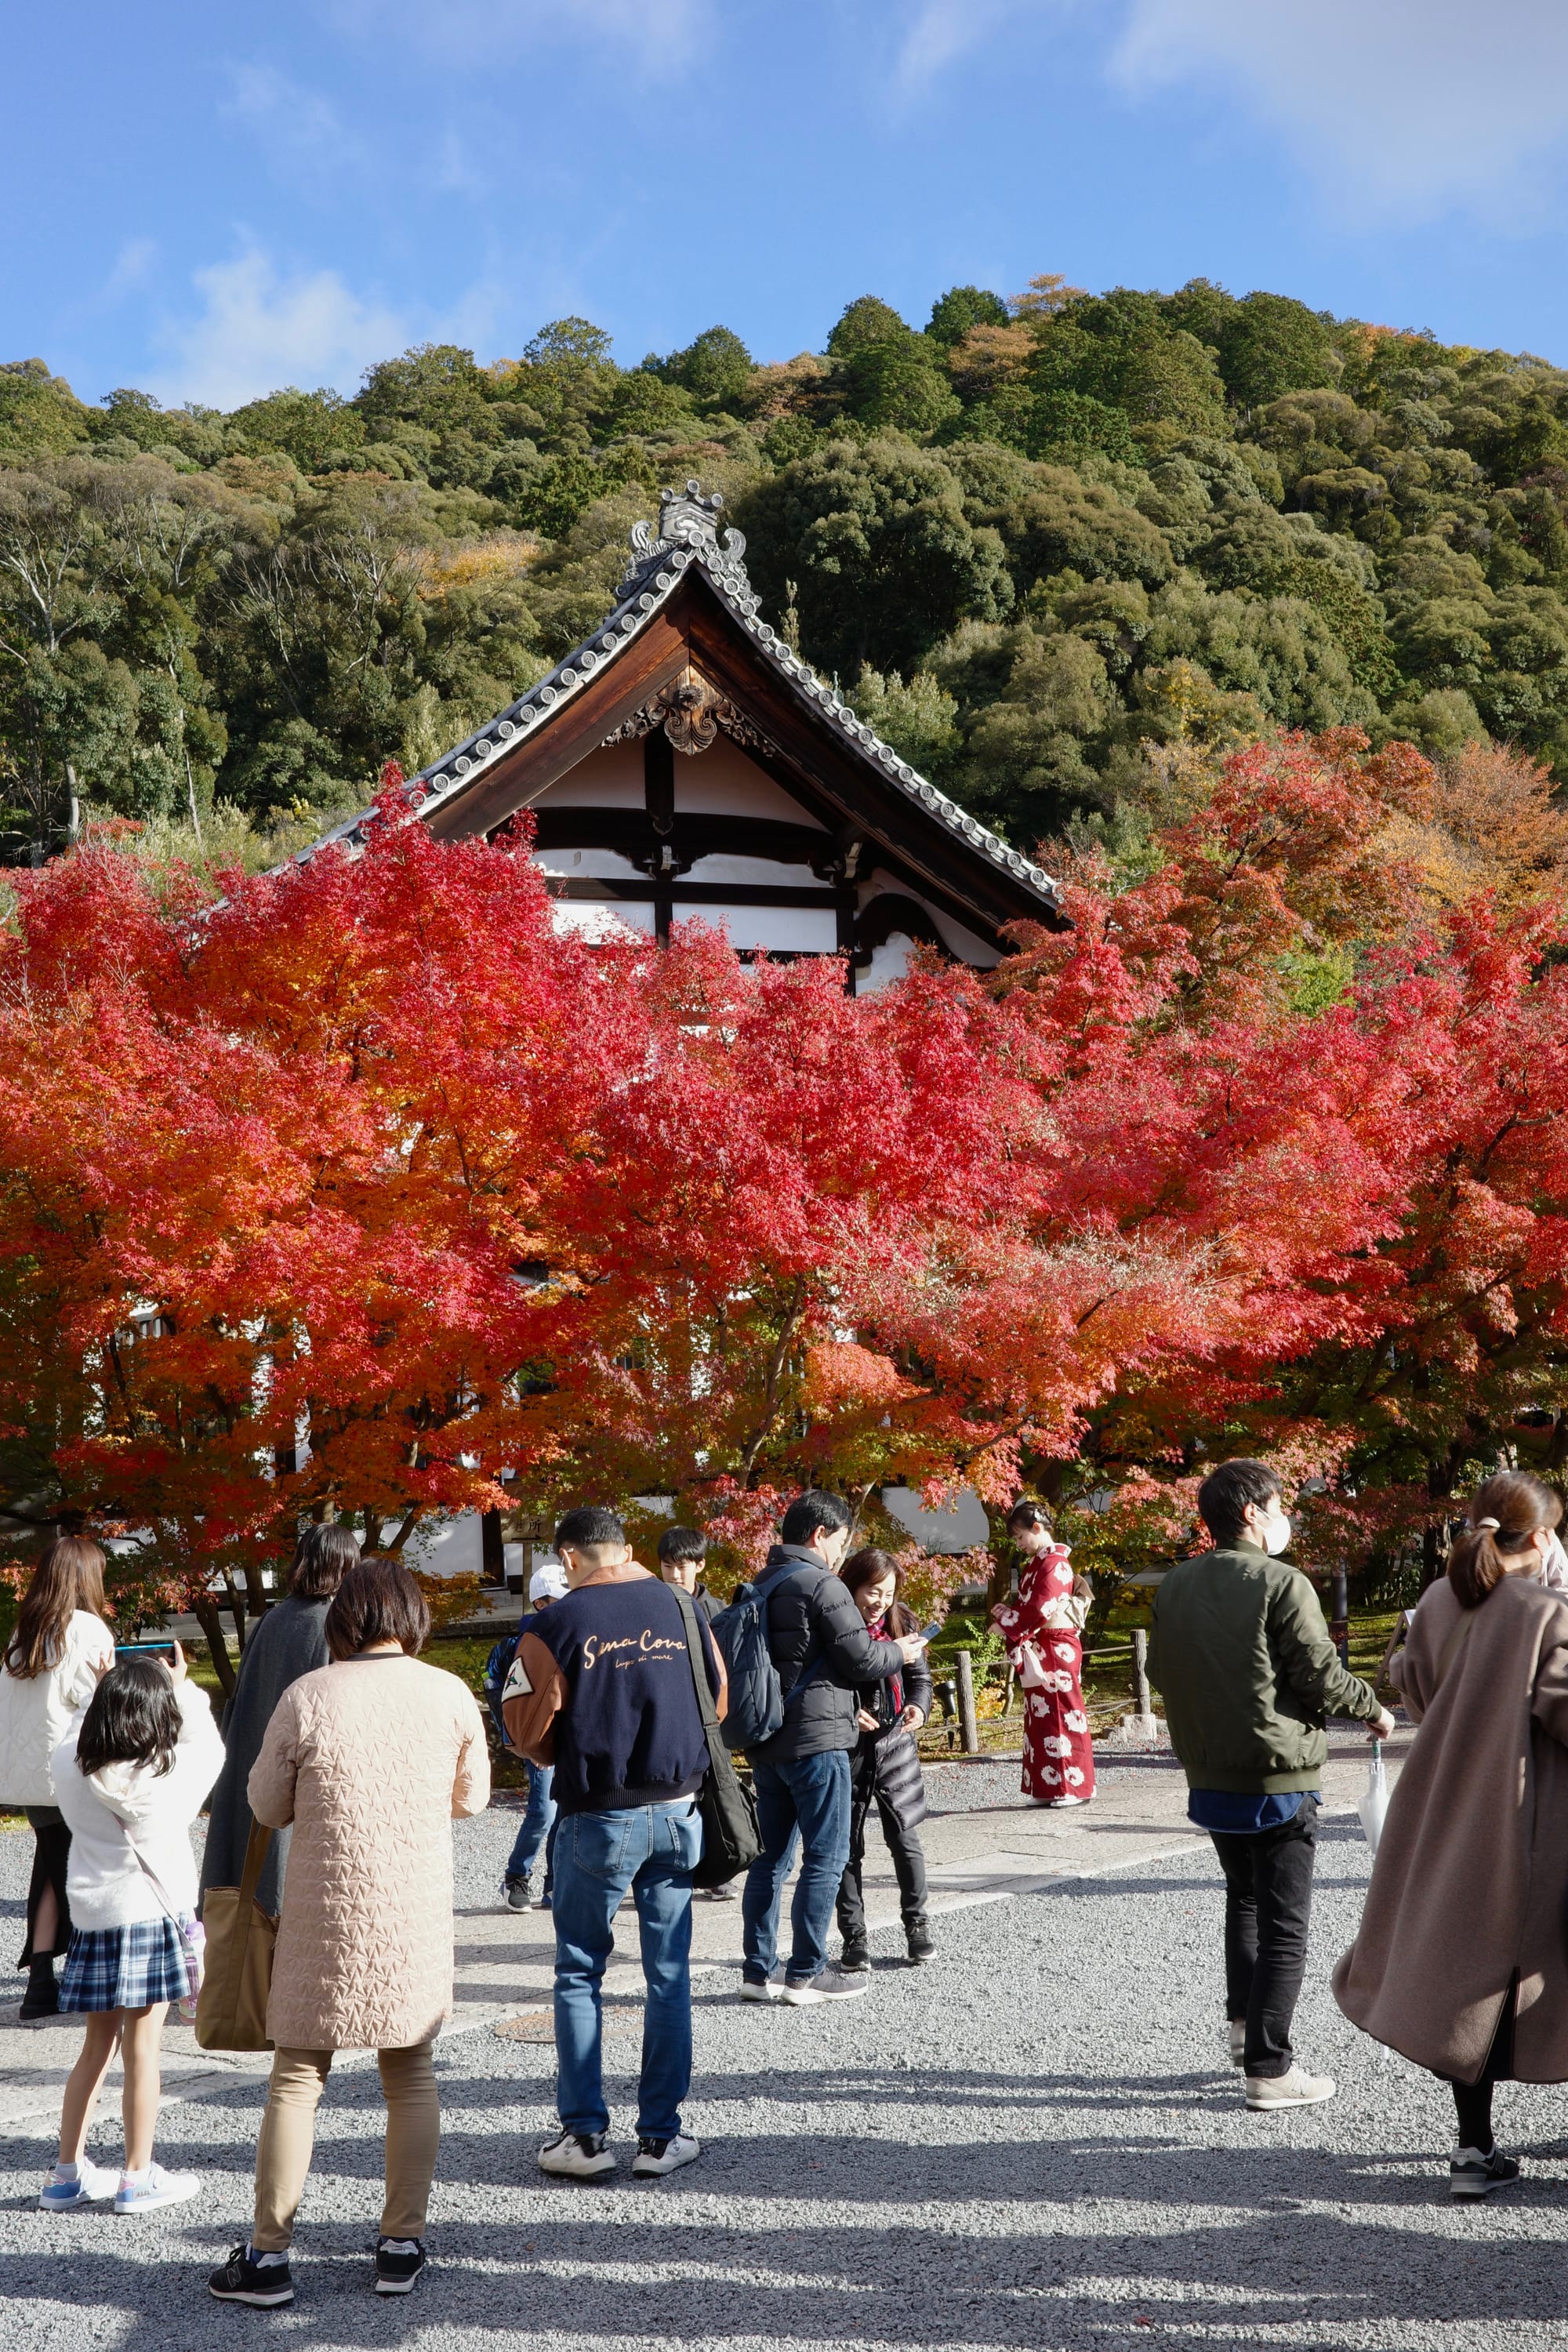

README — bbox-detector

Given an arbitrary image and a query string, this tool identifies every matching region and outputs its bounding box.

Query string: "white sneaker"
[536,2128,616,2180]
[738,1972,785,2003]
[632,2131,702,2178]
[1245,2065,1336,2111]
[782,1964,867,2005]
[39,2156,120,2210]
[1228,2020,1246,2068]
[114,2162,201,2214]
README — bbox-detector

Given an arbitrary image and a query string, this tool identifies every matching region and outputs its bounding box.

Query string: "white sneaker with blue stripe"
[40,2156,120,2210]
[114,2162,201,2214]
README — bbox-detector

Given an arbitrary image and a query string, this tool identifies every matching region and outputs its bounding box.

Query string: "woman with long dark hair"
[834,1548,935,1970]
[200,1523,361,1922]
[1334,1471,1568,2200]
[0,1537,115,2018]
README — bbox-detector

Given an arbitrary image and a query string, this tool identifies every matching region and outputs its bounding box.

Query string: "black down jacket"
[749,1544,905,1767]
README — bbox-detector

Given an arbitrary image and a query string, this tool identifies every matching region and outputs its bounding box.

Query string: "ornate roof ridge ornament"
[620,480,759,615]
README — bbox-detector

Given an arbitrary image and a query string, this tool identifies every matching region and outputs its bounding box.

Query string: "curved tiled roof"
[293,481,1061,913]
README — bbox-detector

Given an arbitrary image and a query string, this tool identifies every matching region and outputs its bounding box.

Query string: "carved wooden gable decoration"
[298,483,1064,986]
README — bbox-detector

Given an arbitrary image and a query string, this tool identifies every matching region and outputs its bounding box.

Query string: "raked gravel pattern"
[2,1806,1566,2352]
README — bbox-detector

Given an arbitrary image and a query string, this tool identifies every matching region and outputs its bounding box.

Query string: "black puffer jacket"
[750,1544,905,1766]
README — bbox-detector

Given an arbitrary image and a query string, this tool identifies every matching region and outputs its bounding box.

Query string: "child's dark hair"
[1007,1497,1052,1537]
[75,1657,180,1780]
[658,1526,707,1568]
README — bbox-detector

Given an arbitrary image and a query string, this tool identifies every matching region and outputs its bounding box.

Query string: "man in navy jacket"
[739,1490,925,2006]
[504,1505,726,2183]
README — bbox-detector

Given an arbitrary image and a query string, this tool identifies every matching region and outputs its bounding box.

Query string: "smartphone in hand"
[114,1641,176,1664]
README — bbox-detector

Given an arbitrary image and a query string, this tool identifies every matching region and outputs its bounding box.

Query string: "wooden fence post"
[1131,1629,1152,1721]
[956,1649,980,1755]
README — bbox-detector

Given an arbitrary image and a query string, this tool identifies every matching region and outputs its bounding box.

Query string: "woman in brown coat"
[1332,1471,1568,2201]
[208,1557,489,2309]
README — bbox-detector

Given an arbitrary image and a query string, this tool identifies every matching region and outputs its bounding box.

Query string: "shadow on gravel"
[16,2188,1568,2352]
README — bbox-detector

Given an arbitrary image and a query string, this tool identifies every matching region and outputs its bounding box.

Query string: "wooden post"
[1131,1628,1152,1720]
[1330,1566,1349,1670]
[956,1649,980,1756]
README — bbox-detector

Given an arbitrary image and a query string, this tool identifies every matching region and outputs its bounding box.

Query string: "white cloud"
[330,0,711,82]
[223,64,365,187]
[147,249,408,409]
[1110,0,1568,222]
[894,0,1025,94]
[103,238,158,300]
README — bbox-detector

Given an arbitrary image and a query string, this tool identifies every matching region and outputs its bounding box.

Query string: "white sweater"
[52,1682,225,1931]
[0,1611,116,1807]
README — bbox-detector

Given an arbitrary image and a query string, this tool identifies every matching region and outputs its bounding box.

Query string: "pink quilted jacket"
[248,1653,490,2051]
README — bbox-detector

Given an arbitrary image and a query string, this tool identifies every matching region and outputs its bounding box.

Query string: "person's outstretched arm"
[1269,1573,1381,1721]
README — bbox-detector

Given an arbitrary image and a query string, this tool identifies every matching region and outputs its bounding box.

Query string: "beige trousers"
[252,2042,440,2251]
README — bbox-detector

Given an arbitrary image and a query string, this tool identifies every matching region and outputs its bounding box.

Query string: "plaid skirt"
[59,1918,194,2013]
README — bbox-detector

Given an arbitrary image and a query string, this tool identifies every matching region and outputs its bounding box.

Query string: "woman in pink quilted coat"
[212,1557,489,2309]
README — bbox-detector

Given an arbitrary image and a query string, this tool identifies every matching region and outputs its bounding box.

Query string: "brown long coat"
[1332,1571,1568,2082]
[248,1653,489,2052]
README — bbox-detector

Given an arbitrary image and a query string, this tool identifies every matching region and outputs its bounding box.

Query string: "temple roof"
[294,482,1061,924]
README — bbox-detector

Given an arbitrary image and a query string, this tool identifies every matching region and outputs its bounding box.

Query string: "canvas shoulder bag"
[670,1587,762,1889]
[194,1818,277,2052]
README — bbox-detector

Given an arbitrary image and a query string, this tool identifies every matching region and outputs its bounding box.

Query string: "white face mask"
[1260,1507,1293,1556]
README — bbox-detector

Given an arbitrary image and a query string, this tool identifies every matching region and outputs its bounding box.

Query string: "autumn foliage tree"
[5,721,1568,1671]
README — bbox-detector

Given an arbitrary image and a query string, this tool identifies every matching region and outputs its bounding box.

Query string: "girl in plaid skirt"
[43,1647,223,2215]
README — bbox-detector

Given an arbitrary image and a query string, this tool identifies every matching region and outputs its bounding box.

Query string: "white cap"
[528,1560,570,1603]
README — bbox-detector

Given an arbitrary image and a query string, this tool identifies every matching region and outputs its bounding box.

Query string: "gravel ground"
[3,1808,1567,2351]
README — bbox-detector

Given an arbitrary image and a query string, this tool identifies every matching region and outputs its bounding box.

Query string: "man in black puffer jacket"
[739,1492,927,2006]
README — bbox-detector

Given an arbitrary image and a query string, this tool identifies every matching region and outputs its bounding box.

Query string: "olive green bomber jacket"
[1148,1541,1381,1794]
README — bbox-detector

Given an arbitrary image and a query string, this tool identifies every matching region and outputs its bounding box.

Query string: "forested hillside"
[4,274,1567,869]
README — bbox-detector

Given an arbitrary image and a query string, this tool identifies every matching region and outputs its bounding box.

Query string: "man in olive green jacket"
[1150,1458,1393,2113]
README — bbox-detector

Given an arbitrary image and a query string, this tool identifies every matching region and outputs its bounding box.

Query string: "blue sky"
[9,0,1568,411]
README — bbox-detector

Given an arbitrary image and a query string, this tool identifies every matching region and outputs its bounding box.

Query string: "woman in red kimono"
[991,1500,1095,1807]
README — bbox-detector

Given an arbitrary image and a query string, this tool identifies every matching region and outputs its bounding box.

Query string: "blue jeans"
[551,1798,702,2141]
[742,1749,851,1986]
[507,1761,557,1886]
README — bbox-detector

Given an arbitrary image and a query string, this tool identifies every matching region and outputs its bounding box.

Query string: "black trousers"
[836,1755,927,1941]
[1445,1975,1518,2152]
[1210,1799,1318,2080]
[19,1806,71,1969]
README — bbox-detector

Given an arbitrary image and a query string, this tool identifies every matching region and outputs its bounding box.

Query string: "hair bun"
[1476,1517,1501,1530]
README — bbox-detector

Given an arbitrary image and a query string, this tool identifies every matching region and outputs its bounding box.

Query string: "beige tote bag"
[194,1820,277,2052]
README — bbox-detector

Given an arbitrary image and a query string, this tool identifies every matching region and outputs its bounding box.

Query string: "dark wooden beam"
[644,728,675,945]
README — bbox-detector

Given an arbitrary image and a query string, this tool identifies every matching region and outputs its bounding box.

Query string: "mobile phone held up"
[918,1621,943,1645]
[114,1641,176,1664]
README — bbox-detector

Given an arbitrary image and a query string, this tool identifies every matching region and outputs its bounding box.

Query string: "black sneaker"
[503,1875,534,1911]
[1450,2145,1521,2200]
[209,2245,295,2307]
[375,2237,426,2294]
[840,1938,870,1973]
[906,1918,935,1965]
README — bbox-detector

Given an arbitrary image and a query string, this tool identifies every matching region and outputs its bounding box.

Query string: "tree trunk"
[190,1592,238,1698]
